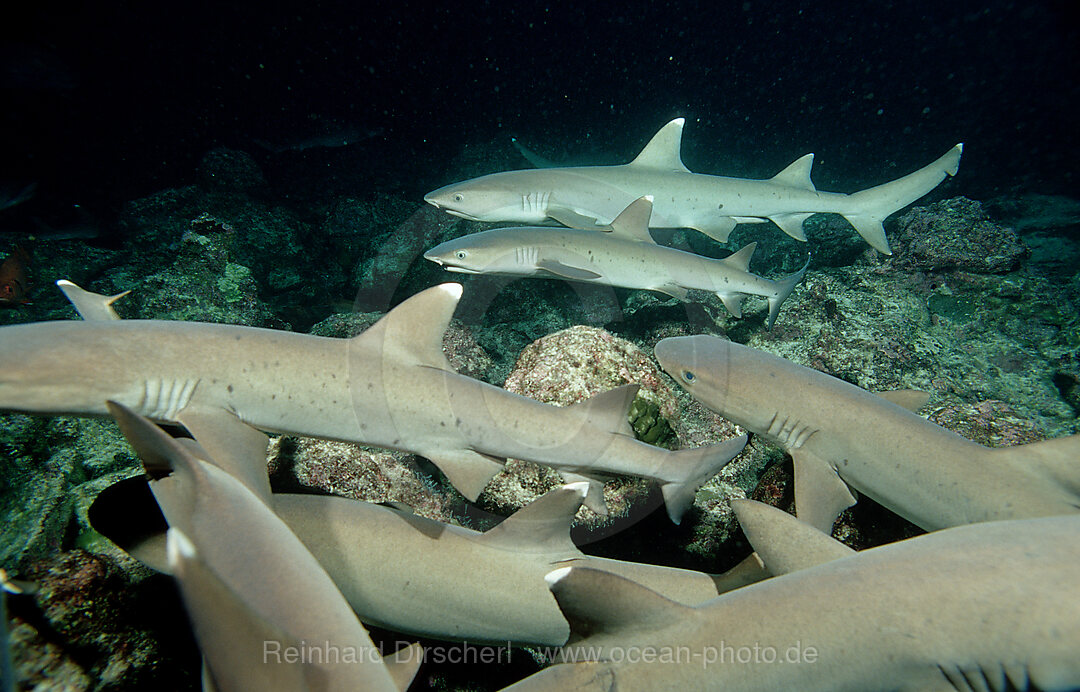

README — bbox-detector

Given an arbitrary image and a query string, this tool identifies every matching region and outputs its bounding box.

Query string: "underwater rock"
[927,398,1047,447]
[889,196,1029,273]
[267,437,459,525]
[195,147,266,194]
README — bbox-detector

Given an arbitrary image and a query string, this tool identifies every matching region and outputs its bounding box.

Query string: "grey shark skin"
[108,402,418,692]
[0,282,746,522]
[654,335,1080,532]
[100,476,731,647]
[425,118,962,253]
[424,197,809,329]
[504,505,1080,692]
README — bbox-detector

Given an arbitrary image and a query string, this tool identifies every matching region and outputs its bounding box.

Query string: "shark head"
[424,170,551,223]
[423,231,531,275]
[654,335,773,432]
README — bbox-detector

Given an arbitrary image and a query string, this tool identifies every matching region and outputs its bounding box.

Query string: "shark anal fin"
[732,499,855,575]
[790,448,856,534]
[176,408,272,503]
[877,389,931,412]
[424,448,506,501]
[767,213,813,241]
[477,482,587,555]
[536,259,604,281]
[716,292,746,318]
[547,207,608,231]
[655,284,689,301]
[690,216,738,243]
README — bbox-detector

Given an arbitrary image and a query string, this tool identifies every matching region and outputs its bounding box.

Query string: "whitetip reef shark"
[654,335,1080,532]
[424,196,809,329]
[0,280,747,522]
[503,501,1080,692]
[107,401,420,692]
[425,118,962,254]
[94,416,736,646]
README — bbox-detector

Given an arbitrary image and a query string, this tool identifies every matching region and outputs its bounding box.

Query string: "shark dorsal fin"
[477,483,587,555]
[771,153,816,191]
[352,283,462,371]
[877,389,931,412]
[628,118,690,172]
[56,279,130,321]
[719,242,757,272]
[568,384,639,437]
[732,500,855,576]
[545,567,692,643]
[605,197,656,243]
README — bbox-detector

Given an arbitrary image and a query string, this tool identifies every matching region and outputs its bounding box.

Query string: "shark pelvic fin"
[767,212,813,241]
[628,118,690,172]
[876,389,931,412]
[689,216,738,243]
[716,293,746,318]
[478,482,587,555]
[56,279,130,321]
[791,447,857,533]
[605,196,656,243]
[354,283,462,371]
[660,434,748,524]
[424,448,505,501]
[545,567,692,645]
[732,499,855,576]
[656,284,690,301]
[770,153,816,191]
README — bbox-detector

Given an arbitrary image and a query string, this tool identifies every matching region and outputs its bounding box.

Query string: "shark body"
[0,282,746,522]
[506,505,1080,692]
[654,335,1080,532]
[425,197,808,328]
[425,118,962,254]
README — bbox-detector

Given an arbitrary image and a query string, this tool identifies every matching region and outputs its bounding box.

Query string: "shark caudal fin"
[765,256,810,330]
[844,143,963,254]
[660,434,748,524]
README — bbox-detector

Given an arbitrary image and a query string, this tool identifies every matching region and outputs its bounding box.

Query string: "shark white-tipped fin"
[477,483,587,555]
[628,118,690,172]
[353,283,462,371]
[732,499,856,575]
[569,385,639,438]
[791,447,857,533]
[770,153,817,191]
[545,567,693,645]
[767,212,813,241]
[719,242,757,272]
[877,389,931,412]
[605,196,656,243]
[660,434,748,524]
[56,279,129,321]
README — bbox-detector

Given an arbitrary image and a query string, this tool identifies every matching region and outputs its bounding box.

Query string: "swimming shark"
[108,401,420,692]
[0,281,746,522]
[93,433,735,647]
[424,118,962,254]
[504,503,1080,692]
[424,197,809,329]
[654,335,1080,532]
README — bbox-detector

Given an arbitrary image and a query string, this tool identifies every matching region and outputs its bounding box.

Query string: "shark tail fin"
[989,434,1080,500]
[844,143,963,254]
[765,256,811,330]
[660,434,748,524]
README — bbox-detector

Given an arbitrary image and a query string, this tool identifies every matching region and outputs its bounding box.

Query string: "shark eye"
[455,250,468,260]
[682,370,696,383]
[453,193,464,203]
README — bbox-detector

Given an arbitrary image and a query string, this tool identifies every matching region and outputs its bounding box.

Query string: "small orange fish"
[0,246,31,305]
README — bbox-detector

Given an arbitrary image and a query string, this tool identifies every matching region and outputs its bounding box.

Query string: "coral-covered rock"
[889,197,1029,273]
[927,399,1047,447]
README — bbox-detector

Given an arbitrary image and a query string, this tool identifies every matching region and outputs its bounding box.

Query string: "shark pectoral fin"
[547,206,607,230]
[660,434,748,524]
[731,499,856,575]
[425,449,505,501]
[770,153,817,191]
[352,283,461,371]
[790,448,856,533]
[559,471,608,515]
[767,213,813,241]
[478,482,587,555]
[605,197,657,243]
[655,284,689,301]
[176,409,272,503]
[716,292,746,318]
[384,642,424,692]
[570,384,639,437]
[56,279,130,320]
[877,389,931,412]
[689,216,737,243]
[536,259,604,281]
[544,567,692,645]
